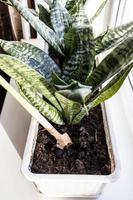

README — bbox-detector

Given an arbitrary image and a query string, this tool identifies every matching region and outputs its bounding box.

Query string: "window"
[109,0,133,138]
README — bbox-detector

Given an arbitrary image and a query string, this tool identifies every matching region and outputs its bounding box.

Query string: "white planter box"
[21,103,120,198]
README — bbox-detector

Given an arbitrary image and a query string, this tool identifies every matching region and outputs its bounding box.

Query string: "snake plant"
[0,0,133,125]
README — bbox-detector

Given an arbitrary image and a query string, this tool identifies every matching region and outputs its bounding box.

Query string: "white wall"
[85,0,111,35]
[0,79,31,158]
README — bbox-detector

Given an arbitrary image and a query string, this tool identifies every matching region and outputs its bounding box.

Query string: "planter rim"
[21,103,120,183]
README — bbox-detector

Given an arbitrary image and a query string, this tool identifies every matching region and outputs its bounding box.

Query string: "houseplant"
[0,0,133,197]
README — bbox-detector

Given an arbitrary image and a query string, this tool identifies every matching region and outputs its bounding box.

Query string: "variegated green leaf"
[50,0,70,43]
[95,20,133,54]
[88,62,133,108]
[90,0,108,24]
[86,37,133,87]
[0,39,61,81]
[9,0,63,54]
[73,6,89,25]
[38,4,52,28]
[0,54,62,111]
[18,82,64,125]
[55,92,81,124]
[72,62,133,124]
[64,27,77,54]
[63,26,95,83]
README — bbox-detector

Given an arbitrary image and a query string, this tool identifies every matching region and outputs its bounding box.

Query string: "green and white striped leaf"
[86,37,133,87]
[95,20,133,54]
[0,54,62,111]
[50,0,70,43]
[88,62,133,108]
[64,27,77,54]
[72,62,133,124]
[55,92,81,124]
[72,5,89,25]
[0,39,61,81]
[18,82,64,125]
[9,0,63,54]
[63,26,95,83]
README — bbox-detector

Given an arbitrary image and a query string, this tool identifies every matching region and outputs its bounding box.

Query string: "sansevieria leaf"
[95,20,133,54]
[9,0,63,54]
[55,92,81,124]
[18,82,64,124]
[86,37,133,87]
[0,54,62,111]
[63,26,95,82]
[0,39,61,81]
[88,62,133,108]
[72,62,133,124]
[50,0,70,43]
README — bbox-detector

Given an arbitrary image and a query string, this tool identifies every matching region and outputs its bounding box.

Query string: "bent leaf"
[0,39,61,81]
[0,54,62,111]
[86,37,133,87]
[88,62,133,108]
[9,0,63,54]
[56,81,92,104]
[95,20,133,54]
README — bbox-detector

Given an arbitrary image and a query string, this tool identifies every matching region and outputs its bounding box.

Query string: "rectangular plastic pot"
[21,103,120,198]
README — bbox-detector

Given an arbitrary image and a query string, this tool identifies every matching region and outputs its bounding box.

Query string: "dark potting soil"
[31,106,111,175]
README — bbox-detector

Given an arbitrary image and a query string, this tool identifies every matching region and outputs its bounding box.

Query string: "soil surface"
[31,106,111,175]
